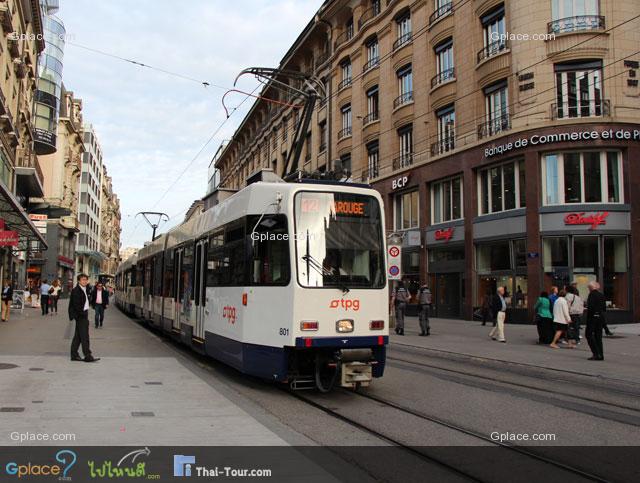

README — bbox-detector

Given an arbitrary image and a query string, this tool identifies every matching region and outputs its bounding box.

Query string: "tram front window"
[294,192,385,289]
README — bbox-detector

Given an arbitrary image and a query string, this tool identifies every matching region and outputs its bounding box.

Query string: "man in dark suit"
[90,281,109,328]
[69,273,99,362]
[586,281,606,361]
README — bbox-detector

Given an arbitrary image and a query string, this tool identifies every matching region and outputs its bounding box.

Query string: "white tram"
[115,180,388,390]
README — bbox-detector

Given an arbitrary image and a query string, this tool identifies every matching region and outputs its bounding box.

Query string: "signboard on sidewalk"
[0,230,19,246]
[387,244,402,281]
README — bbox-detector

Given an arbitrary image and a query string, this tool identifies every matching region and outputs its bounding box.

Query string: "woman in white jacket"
[550,289,575,349]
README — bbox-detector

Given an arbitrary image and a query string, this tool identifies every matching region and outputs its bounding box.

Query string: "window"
[395,11,412,49]
[480,4,506,61]
[346,17,354,40]
[476,241,511,272]
[398,125,413,167]
[433,38,454,86]
[395,190,419,230]
[478,159,526,214]
[319,121,327,152]
[435,105,455,154]
[554,61,603,119]
[365,85,379,124]
[542,151,623,205]
[550,0,601,33]
[366,140,379,179]
[476,239,528,308]
[395,64,413,107]
[339,153,352,173]
[248,215,290,285]
[305,132,312,162]
[340,103,352,138]
[432,176,463,224]
[603,236,629,310]
[364,37,379,72]
[432,0,453,23]
[339,59,352,89]
[482,80,509,137]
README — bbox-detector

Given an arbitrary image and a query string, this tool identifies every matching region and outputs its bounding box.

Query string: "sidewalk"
[393,316,640,385]
[0,300,292,446]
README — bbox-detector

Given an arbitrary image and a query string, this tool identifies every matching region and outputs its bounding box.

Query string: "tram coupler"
[338,348,373,388]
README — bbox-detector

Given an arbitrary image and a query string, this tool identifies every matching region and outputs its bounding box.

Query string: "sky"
[58,0,324,248]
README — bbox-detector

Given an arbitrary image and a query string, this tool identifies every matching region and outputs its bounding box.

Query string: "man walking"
[392,281,409,336]
[69,274,99,362]
[418,283,432,336]
[40,279,51,316]
[90,281,109,328]
[586,281,606,361]
[489,286,507,342]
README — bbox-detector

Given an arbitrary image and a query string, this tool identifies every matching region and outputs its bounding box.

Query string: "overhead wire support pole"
[136,212,169,241]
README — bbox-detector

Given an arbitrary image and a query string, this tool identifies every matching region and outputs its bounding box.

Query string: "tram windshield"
[294,191,385,289]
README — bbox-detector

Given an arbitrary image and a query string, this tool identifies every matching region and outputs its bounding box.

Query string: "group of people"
[534,282,609,360]
[391,281,432,336]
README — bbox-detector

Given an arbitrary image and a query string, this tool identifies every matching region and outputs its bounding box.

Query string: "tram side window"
[207,231,227,286]
[144,260,152,292]
[135,265,143,287]
[248,215,290,285]
[153,255,163,296]
[163,250,174,298]
[225,223,246,286]
[180,245,194,301]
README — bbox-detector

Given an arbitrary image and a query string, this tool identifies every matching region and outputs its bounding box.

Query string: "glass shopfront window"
[603,236,629,310]
[476,239,528,308]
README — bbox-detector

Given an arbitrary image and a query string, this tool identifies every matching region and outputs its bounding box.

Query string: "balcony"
[361,165,380,182]
[429,2,453,25]
[316,50,330,68]
[392,154,413,171]
[548,15,605,34]
[338,126,352,140]
[15,151,44,198]
[7,35,20,58]
[362,111,379,126]
[551,99,610,120]
[337,77,352,91]
[393,32,412,51]
[334,30,353,50]
[431,68,455,88]
[431,136,455,156]
[393,91,413,109]
[0,2,14,33]
[319,141,327,153]
[358,3,381,29]
[477,39,509,64]
[363,57,380,73]
[477,114,511,140]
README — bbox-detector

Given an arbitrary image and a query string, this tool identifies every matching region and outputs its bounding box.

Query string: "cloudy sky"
[59,0,323,248]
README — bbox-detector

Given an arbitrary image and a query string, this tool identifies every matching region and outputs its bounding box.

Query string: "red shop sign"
[564,212,609,230]
[0,230,19,247]
[434,227,454,242]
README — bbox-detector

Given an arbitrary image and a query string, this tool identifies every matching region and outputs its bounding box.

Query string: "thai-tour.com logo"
[173,455,272,478]
[87,447,159,479]
[4,449,76,479]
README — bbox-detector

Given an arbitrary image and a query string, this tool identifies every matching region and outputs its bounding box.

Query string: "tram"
[115,179,388,391]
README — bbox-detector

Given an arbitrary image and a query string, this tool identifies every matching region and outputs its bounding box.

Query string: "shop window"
[431,175,463,224]
[478,159,525,215]
[603,237,628,310]
[476,239,527,308]
[476,241,510,272]
[429,246,465,263]
[542,151,622,205]
[395,190,419,230]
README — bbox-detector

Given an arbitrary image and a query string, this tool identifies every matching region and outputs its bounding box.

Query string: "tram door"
[194,239,208,340]
[173,248,183,331]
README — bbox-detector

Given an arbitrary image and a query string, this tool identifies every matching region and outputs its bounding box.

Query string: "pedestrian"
[90,281,109,328]
[30,280,40,308]
[534,291,553,344]
[50,279,62,315]
[393,281,409,336]
[565,285,584,344]
[550,289,575,349]
[40,279,51,316]
[548,286,559,307]
[489,286,507,342]
[586,281,606,361]
[417,282,432,336]
[1,279,13,322]
[68,273,99,362]
[481,289,493,327]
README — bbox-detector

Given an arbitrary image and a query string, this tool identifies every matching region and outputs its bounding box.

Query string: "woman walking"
[565,285,584,343]
[1,280,13,322]
[550,289,575,349]
[534,291,553,344]
[50,279,62,315]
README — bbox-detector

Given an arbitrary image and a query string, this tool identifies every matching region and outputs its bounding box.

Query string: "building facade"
[0,0,48,287]
[216,0,640,323]
[76,123,104,282]
[99,167,121,279]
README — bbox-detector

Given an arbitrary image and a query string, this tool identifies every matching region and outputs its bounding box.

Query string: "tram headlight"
[336,319,354,333]
[300,321,319,331]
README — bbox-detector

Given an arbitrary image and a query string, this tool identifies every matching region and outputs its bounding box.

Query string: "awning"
[0,181,47,252]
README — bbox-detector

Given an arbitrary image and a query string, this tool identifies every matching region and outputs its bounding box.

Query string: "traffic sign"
[387,243,402,281]
[388,246,400,257]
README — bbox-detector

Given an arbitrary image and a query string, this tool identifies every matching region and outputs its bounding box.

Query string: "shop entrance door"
[434,273,462,318]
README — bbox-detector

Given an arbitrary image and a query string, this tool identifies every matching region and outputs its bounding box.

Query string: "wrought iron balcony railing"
[362,111,379,126]
[430,68,455,88]
[477,114,511,139]
[393,91,413,109]
[477,39,509,63]
[392,154,413,170]
[361,165,380,182]
[338,126,352,140]
[363,56,380,73]
[337,77,352,91]
[334,29,353,50]
[431,136,455,156]
[429,2,453,24]
[358,3,381,29]
[393,32,412,51]
[548,15,605,34]
[551,99,610,120]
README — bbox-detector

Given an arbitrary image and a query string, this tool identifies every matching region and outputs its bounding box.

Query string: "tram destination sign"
[484,128,640,158]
